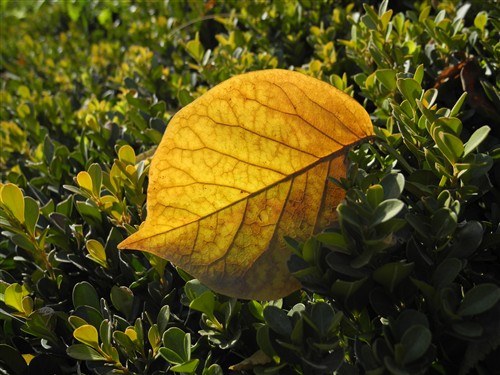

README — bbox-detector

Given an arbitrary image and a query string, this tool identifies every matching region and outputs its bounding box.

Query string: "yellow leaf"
[118,69,374,300]
[229,349,272,371]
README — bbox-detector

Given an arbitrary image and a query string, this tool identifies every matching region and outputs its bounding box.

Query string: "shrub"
[0,1,499,374]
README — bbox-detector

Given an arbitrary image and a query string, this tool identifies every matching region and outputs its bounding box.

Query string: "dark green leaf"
[400,325,431,364]
[458,284,500,316]
[373,262,414,292]
[66,344,105,361]
[73,281,100,310]
[110,285,134,318]
[263,306,292,336]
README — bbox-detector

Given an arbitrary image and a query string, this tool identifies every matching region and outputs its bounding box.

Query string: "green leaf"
[73,324,100,350]
[376,69,397,91]
[178,89,194,106]
[67,344,105,361]
[397,78,422,107]
[367,184,384,209]
[148,325,161,350]
[451,321,483,338]
[330,278,368,300]
[361,3,379,30]
[68,315,88,329]
[73,305,104,330]
[263,306,292,336]
[432,258,462,289]
[256,325,276,358]
[435,117,462,136]
[88,163,102,197]
[373,262,414,292]
[1,184,25,223]
[189,290,216,319]
[21,296,33,315]
[450,92,468,117]
[97,8,112,25]
[399,325,431,364]
[86,239,108,268]
[186,37,205,62]
[118,145,136,165]
[159,347,185,365]
[170,359,200,373]
[434,130,464,165]
[113,331,135,357]
[0,344,27,374]
[463,125,490,157]
[371,199,405,226]
[316,232,347,251]
[457,284,500,317]
[23,197,39,236]
[162,327,190,363]
[11,234,36,253]
[75,201,102,227]
[474,11,488,32]
[99,320,113,356]
[73,281,100,310]
[414,64,424,85]
[310,302,341,336]
[4,283,29,312]
[110,285,134,318]
[157,305,170,335]
[380,173,405,200]
[431,208,457,239]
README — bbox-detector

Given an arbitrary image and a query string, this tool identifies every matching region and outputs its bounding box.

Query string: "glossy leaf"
[86,239,108,269]
[457,284,500,317]
[110,286,134,318]
[72,281,100,310]
[434,130,464,164]
[399,325,431,364]
[73,324,100,350]
[67,344,105,361]
[371,199,405,226]
[463,125,490,157]
[118,69,374,299]
[4,283,30,312]
[170,359,200,373]
[0,183,25,223]
[162,327,191,363]
[373,262,414,292]
[24,197,39,236]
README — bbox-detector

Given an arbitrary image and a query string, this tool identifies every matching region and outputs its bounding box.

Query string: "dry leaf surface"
[118,69,374,300]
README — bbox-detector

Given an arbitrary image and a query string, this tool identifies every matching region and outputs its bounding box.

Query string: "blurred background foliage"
[0,0,499,374]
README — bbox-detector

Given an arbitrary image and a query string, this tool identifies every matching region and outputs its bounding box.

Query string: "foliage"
[0,0,499,374]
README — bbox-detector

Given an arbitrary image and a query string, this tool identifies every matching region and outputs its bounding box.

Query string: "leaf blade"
[118,70,374,300]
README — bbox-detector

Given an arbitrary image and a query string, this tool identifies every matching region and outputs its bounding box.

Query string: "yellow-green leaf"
[73,324,100,350]
[76,171,93,193]
[4,283,30,312]
[118,69,374,300]
[118,145,136,165]
[0,183,25,223]
[85,239,108,269]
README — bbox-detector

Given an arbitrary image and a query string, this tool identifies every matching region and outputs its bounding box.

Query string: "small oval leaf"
[73,325,100,350]
[1,184,25,223]
[457,284,500,317]
[67,344,105,361]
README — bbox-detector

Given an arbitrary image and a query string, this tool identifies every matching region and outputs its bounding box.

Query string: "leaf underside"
[118,69,374,300]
